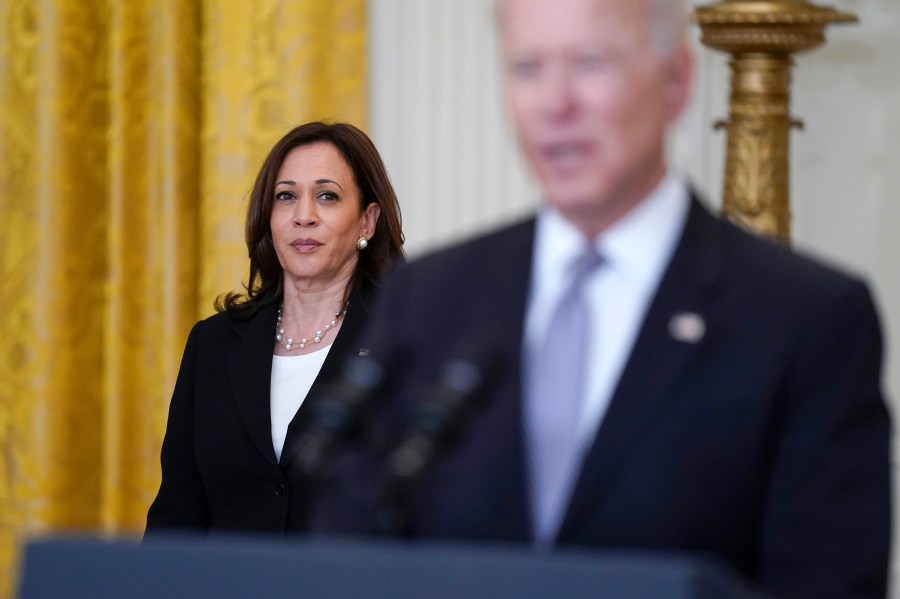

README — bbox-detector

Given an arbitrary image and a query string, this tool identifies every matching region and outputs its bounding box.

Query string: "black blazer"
[146,288,375,534]
[318,197,891,599]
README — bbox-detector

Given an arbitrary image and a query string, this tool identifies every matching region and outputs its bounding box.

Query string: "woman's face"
[270,142,380,291]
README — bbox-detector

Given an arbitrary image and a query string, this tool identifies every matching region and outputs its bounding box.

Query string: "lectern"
[17,535,766,599]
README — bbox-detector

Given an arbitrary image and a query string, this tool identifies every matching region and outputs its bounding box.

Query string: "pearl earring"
[356,237,368,250]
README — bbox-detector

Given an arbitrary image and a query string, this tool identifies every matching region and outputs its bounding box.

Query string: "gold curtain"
[0,0,367,596]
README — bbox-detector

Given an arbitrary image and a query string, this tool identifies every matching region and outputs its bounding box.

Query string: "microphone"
[387,357,488,481]
[286,351,392,482]
[375,348,503,536]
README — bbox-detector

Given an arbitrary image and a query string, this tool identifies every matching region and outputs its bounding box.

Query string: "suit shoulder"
[191,309,237,335]
[404,217,535,278]
[709,210,872,302]
[189,307,270,346]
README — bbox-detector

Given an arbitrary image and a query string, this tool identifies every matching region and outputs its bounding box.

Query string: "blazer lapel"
[493,220,538,540]
[279,287,374,469]
[557,196,729,541]
[227,303,280,467]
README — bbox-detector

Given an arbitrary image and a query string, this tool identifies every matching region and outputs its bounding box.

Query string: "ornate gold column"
[693,1,857,243]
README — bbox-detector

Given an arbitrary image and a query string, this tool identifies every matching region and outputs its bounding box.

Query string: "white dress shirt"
[524,173,690,462]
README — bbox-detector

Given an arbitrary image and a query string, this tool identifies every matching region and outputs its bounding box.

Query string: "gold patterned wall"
[0,0,367,596]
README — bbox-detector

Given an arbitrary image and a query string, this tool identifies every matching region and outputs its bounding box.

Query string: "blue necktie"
[526,246,603,544]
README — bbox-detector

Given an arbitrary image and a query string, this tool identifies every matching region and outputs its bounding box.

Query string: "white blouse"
[269,344,333,462]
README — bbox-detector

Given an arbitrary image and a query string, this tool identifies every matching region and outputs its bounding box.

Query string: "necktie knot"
[568,245,604,288]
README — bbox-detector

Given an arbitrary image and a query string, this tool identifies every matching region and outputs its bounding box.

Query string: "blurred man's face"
[500,0,691,236]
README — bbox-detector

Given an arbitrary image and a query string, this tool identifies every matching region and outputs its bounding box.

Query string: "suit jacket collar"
[482,219,538,541]
[556,194,728,541]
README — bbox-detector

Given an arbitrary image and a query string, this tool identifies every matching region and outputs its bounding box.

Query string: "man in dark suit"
[319,0,891,597]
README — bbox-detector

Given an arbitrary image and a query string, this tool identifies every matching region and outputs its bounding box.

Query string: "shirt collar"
[533,172,691,292]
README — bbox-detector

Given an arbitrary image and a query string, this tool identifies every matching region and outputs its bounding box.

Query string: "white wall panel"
[369,0,536,256]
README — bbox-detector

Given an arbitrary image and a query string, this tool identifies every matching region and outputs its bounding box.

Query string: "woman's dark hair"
[217,121,404,316]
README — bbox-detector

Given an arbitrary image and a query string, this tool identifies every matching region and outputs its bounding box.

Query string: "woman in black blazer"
[146,122,404,534]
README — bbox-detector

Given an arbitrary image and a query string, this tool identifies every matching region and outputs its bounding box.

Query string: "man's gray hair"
[648,0,690,56]
[495,0,690,57]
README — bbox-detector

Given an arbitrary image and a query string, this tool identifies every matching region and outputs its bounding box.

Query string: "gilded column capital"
[695,1,857,54]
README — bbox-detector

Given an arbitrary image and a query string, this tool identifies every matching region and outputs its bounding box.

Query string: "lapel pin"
[358,348,370,357]
[668,312,706,344]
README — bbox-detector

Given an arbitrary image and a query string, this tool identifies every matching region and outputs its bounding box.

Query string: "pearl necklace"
[275,302,348,352]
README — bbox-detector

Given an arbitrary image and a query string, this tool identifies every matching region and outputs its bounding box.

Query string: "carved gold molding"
[693,1,857,243]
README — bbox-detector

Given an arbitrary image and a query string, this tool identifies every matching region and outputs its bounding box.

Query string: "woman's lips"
[289,238,323,252]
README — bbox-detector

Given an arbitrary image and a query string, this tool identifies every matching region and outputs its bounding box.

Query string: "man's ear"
[665,42,694,123]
